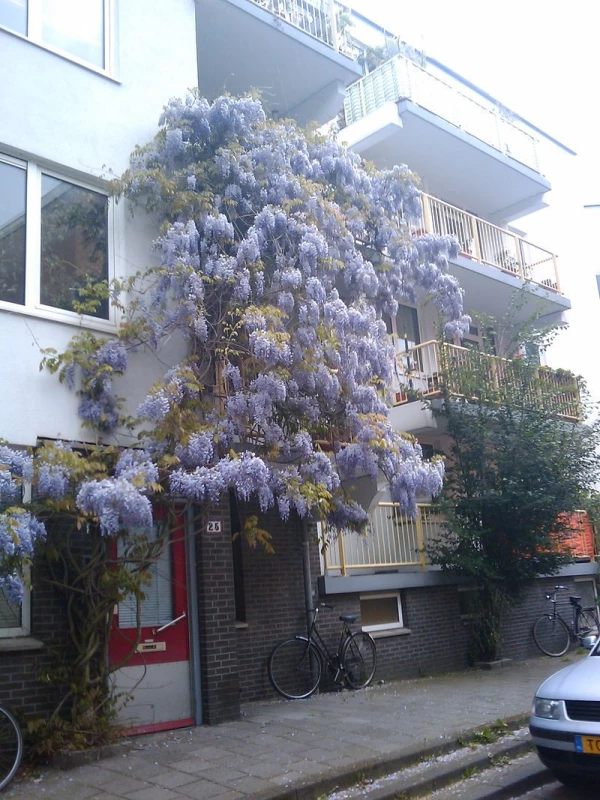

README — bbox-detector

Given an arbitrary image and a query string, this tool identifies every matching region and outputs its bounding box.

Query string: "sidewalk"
[6,654,580,800]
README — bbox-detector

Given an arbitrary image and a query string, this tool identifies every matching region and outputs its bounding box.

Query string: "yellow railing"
[252,0,353,54]
[322,503,446,574]
[393,341,581,421]
[344,54,540,172]
[421,194,561,293]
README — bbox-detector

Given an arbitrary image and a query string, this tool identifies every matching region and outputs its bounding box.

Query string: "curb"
[251,714,531,800]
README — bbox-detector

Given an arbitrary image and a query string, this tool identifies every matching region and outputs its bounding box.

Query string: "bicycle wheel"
[268,637,322,699]
[533,615,570,657]
[578,608,600,638]
[341,631,377,689]
[0,706,22,790]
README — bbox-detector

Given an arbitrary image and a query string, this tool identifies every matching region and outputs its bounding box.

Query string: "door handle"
[152,611,186,635]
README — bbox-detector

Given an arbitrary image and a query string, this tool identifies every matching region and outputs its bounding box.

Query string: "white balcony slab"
[340,99,551,223]
[195,0,362,125]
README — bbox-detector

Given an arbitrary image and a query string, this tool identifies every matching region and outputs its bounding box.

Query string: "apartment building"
[0,0,596,732]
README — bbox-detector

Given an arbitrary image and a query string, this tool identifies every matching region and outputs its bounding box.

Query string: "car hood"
[536,655,600,701]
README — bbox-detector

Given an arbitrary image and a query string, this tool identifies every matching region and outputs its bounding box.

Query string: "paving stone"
[176,778,233,799]
[149,771,198,789]
[125,786,181,800]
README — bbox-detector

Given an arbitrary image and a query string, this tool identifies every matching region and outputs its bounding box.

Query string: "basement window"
[360,591,405,635]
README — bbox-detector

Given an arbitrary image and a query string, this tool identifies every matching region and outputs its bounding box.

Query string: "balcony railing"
[252,0,352,54]
[322,503,445,574]
[343,54,540,173]
[393,341,582,421]
[322,506,596,577]
[420,194,561,293]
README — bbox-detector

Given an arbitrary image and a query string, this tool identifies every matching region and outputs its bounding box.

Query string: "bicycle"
[0,704,23,790]
[532,585,600,657]
[268,604,377,699]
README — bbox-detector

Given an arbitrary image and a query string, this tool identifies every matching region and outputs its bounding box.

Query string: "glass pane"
[395,305,420,351]
[0,589,21,630]
[40,174,108,318]
[42,0,104,68]
[0,0,27,35]
[360,596,400,627]
[118,529,174,630]
[0,160,26,306]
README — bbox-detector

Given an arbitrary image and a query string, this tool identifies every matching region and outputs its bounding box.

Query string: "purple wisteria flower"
[0,510,46,558]
[76,479,153,536]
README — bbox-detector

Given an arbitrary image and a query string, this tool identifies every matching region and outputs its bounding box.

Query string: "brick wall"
[499,574,598,660]
[193,499,241,724]
[0,521,72,721]
[234,508,471,702]
[235,507,308,702]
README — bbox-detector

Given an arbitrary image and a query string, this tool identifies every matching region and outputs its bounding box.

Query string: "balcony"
[421,194,561,293]
[321,506,596,578]
[322,503,445,575]
[195,0,362,125]
[393,341,582,421]
[339,54,551,222]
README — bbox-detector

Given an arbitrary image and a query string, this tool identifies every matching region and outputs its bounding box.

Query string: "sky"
[348,0,600,400]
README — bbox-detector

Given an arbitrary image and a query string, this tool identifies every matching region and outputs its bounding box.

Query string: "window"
[0,485,30,638]
[117,525,174,629]
[0,578,31,638]
[0,154,110,322]
[360,592,404,635]
[0,0,108,69]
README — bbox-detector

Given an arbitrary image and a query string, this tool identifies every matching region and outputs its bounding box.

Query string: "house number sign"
[207,520,222,533]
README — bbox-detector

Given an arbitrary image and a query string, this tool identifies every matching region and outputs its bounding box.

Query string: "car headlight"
[533,697,562,720]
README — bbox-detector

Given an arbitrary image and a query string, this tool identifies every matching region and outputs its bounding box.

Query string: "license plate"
[575,735,600,754]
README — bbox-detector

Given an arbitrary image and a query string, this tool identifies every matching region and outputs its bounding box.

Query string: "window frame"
[360,591,405,634]
[0,152,116,332]
[0,0,113,75]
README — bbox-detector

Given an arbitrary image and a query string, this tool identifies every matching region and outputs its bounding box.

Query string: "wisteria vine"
[1,92,470,598]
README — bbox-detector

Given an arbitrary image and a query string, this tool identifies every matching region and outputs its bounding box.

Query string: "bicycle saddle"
[340,614,358,623]
[569,595,582,604]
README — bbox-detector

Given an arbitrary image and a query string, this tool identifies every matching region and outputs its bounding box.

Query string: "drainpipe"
[301,517,314,637]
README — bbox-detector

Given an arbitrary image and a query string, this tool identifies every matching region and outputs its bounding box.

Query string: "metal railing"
[322,503,446,574]
[420,194,561,292]
[343,54,540,173]
[252,0,352,53]
[393,341,581,421]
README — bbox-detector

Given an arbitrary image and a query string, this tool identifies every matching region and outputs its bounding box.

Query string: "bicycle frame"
[306,607,352,681]
[546,586,589,638]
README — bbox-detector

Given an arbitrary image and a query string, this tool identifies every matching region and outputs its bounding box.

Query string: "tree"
[0,93,469,746]
[427,312,600,661]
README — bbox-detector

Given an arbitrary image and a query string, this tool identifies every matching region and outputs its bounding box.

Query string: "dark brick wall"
[235,508,308,702]
[0,524,71,721]
[193,499,241,724]
[499,575,598,660]
[234,510,472,702]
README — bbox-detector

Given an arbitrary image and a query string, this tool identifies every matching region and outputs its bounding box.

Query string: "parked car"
[530,637,600,788]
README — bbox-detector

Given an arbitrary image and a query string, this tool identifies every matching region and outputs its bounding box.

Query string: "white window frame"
[0,0,113,75]
[360,591,404,634]
[0,152,117,332]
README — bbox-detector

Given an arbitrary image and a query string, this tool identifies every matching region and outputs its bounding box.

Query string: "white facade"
[0,0,198,446]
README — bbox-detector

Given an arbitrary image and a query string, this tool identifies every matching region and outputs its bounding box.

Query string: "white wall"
[0,0,197,446]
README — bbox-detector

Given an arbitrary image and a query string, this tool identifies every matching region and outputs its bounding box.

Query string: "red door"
[109,511,194,734]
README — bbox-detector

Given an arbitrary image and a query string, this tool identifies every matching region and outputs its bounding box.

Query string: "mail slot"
[136,641,167,653]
